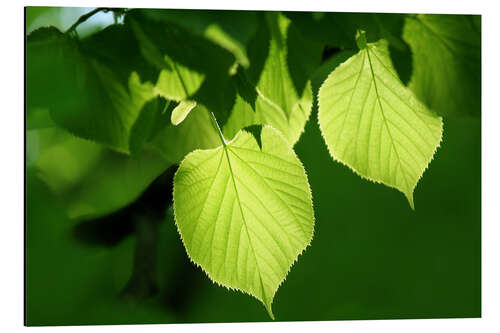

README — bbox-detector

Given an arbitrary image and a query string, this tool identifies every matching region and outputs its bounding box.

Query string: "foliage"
[318,31,442,208]
[26,8,481,321]
[174,125,314,318]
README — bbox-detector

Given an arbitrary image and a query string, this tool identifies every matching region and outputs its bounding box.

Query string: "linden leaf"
[318,33,443,208]
[173,125,314,318]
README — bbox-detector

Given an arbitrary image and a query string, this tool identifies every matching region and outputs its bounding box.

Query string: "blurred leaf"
[286,12,412,83]
[26,7,115,37]
[129,96,171,156]
[129,15,205,101]
[27,25,156,153]
[33,128,103,194]
[223,13,323,145]
[140,9,258,67]
[66,148,172,219]
[151,104,221,164]
[173,126,314,319]
[318,37,442,208]
[26,131,40,166]
[26,108,55,130]
[286,12,405,48]
[403,14,481,117]
[26,172,136,325]
[26,6,58,30]
[127,10,236,127]
[31,126,171,220]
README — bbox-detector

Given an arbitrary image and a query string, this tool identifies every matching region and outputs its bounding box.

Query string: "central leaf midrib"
[171,59,190,99]
[365,46,410,191]
[255,86,287,116]
[89,60,131,148]
[369,49,439,144]
[228,147,308,239]
[222,145,268,304]
[163,24,195,100]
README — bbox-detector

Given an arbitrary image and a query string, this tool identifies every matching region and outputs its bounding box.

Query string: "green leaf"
[129,96,170,156]
[286,12,407,49]
[311,51,356,96]
[155,58,205,101]
[171,100,197,125]
[128,97,214,159]
[26,6,57,31]
[127,10,236,126]
[286,12,413,84]
[128,15,206,102]
[26,172,138,325]
[65,147,172,219]
[403,14,481,117]
[223,13,323,146]
[173,125,314,318]
[27,25,156,153]
[27,108,55,130]
[139,9,258,67]
[33,128,103,195]
[318,38,443,208]
[31,126,172,219]
[151,105,221,164]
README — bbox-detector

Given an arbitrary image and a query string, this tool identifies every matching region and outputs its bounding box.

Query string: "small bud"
[355,29,367,50]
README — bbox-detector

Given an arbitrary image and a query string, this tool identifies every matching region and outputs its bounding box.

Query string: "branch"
[65,7,126,34]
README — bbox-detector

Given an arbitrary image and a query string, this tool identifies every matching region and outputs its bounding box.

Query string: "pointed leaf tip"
[173,126,314,318]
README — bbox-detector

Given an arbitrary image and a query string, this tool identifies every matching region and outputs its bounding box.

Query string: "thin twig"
[65,7,123,34]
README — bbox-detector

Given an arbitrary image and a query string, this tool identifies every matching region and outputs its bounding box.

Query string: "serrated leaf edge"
[317,44,443,209]
[172,124,315,319]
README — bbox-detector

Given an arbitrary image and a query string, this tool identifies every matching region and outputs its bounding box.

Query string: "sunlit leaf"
[171,101,198,126]
[173,125,314,318]
[318,33,443,208]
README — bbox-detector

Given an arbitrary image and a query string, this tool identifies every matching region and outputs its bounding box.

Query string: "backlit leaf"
[318,33,443,208]
[173,125,314,318]
[171,101,198,126]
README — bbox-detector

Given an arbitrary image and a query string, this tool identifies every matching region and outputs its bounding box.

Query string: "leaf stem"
[209,112,226,146]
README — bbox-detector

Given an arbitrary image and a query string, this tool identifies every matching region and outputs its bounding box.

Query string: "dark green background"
[26,7,481,326]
